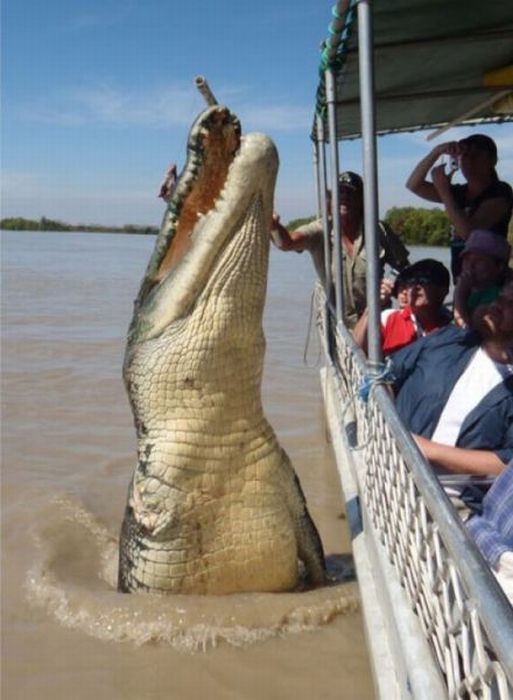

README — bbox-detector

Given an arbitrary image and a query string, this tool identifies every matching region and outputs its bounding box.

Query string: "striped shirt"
[467,460,513,568]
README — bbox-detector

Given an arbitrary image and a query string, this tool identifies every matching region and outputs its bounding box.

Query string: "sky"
[2,0,513,227]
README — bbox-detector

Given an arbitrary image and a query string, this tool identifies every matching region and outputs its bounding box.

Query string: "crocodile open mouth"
[155,106,241,282]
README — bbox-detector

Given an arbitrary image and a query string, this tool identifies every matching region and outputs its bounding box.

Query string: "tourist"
[390,281,513,502]
[271,171,409,329]
[353,259,451,355]
[382,275,409,321]
[453,229,512,328]
[406,134,513,281]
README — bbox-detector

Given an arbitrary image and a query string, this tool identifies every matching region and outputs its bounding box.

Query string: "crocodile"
[118,103,326,595]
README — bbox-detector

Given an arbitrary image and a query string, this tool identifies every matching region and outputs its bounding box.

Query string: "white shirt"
[432,348,512,446]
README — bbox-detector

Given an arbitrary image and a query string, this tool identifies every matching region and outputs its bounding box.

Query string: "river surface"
[1,230,383,700]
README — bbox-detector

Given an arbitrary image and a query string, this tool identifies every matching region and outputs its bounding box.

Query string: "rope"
[331,3,347,21]
[358,360,394,402]
[303,289,322,367]
[319,2,356,72]
[313,1,357,136]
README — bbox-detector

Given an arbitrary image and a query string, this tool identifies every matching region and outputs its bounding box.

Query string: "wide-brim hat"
[462,229,511,262]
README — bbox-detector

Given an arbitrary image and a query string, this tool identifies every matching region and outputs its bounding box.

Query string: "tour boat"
[311,2,513,697]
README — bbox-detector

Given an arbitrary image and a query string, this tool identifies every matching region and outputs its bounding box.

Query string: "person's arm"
[352,278,395,353]
[352,309,370,353]
[453,269,474,327]
[430,164,471,237]
[270,214,314,252]
[406,142,457,202]
[413,435,506,475]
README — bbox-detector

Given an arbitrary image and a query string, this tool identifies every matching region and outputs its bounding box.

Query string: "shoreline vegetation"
[0,216,158,236]
[2,209,513,246]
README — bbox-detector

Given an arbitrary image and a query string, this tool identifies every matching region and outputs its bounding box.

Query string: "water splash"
[26,495,359,652]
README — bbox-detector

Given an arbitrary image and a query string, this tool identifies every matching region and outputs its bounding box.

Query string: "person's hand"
[434,141,459,158]
[446,141,461,158]
[379,278,395,308]
[456,268,475,291]
[431,163,453,194]
[270,213,294,250]
[431,142,460,176]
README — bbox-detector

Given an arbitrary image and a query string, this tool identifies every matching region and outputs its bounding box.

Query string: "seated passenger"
[454,229,512,328]
[466,459,513,606]
[381,275,409,323]
[353,259,451,355]
[390,281,513,492]
[271,171,409,329]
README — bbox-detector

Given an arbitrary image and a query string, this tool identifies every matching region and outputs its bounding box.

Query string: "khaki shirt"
[297,218,387,329]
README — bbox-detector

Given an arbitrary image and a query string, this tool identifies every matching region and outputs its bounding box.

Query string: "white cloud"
[13,82,313,133]
[15,83,200,128]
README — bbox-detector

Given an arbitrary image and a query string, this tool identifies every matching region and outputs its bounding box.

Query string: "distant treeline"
[0,216,158,235]
[3,210,446,243]
[384,207,450,246]
[3,210,513,246]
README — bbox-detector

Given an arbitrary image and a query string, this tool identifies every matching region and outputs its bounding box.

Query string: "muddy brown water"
[1,230,374,699]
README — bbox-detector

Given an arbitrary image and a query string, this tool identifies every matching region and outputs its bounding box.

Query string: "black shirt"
[450,179,513,237]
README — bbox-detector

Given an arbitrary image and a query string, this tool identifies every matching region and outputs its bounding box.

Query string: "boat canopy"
[314,0,513,141]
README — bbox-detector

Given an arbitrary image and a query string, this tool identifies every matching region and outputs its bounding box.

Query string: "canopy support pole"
[315,115,333,356]
[357,0,383,372]
[313,139,321,219]
[325,67,344,326]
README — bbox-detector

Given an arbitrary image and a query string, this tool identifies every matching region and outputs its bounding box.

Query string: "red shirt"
[381,306,451,355]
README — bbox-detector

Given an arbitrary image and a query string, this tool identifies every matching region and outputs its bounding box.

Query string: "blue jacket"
[390,325,513,464]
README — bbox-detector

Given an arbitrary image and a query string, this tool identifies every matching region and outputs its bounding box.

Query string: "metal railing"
[315,284,513,699]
